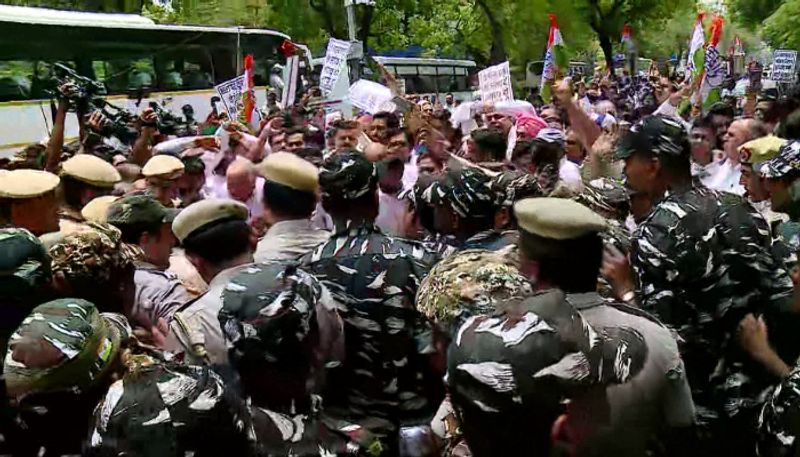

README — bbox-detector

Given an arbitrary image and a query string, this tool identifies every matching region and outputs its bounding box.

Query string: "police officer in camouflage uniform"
[48,222,142,317]
[754,140,800,457]
[300,150,446,452]
[414,165,499,249]
[459,170,545,252]
[106,194,191,330]
[514,197,695,457]
[0,228,53,456]
[220,261,374,455]
[617,115,795,455]
[3,298,250,457]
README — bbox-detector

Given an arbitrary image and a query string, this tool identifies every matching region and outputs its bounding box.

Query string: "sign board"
[348,79,393,114]
[773,50,798,82]
[214,75,247,117]
[320,38,352,96]
[478,61,513,104]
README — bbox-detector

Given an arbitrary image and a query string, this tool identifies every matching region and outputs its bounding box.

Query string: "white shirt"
[704,159,744,195]
[559,156,583,193]
[205,175,265,223]
[376,190,407,237]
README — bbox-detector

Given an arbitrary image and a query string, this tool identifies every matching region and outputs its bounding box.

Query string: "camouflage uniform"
[574,178,633,297]
[299,151,445,447]
[617,117,795,450]
[0,228,53,455]
[756,141,800,457]
[4,299,132,456]
[220,261,370,455]
[416,249,536,455]
[106,194,191,328]
[447,288,648,457]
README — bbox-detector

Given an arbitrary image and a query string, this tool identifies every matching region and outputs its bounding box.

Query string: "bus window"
[0,61,33,101]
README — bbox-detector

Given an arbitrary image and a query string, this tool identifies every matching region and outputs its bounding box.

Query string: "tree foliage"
[2,0,715,73]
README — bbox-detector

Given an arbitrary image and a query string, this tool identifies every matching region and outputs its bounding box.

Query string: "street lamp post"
[343,0,373,82]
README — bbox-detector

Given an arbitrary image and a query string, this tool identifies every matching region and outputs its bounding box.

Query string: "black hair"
[707,103,735,119]
[114,220,164,245]
[372,111,400,130]
[293,147,324,167]
[322,191,377,220]
[60,175,109,209]
[182,218,251,264]
[530,139,563,168]
[520,231,603,293]
[777,108,800,140]
[386,128,413,146]
[285,126,307,138]
[263,181,317,219]
[471,128,507,162]
[331,119,359,136]
[511,138,535,162]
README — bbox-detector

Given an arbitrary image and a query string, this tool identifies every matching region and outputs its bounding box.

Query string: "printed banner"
[773,50,798,83]
[214,75,247,117]
[320,38,352,96]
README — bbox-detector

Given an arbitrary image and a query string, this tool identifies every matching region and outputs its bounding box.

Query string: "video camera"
[48,63,106,112]
[149,100,195,137]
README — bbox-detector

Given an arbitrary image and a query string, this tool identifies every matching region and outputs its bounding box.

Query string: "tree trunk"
[598,31,614,74]
[360,4,373,55]
[474,0,507,64]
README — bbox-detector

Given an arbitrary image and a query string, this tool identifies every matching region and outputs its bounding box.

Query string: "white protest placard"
[478,61,513,104]
[215,75,247,117]
[348,80,393,114]
[479,61,513,103]
[320,38,352,96]
[773,50,798,83]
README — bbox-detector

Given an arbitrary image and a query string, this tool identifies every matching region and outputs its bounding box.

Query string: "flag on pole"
[700,16,725,110]
[240,54,255,126]
[540,14,568,102]
[686,13,706,81]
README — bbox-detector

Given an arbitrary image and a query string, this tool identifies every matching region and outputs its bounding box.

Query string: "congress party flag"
[540,14,568,102]
[686,13,706,81]
[700,16,725,110]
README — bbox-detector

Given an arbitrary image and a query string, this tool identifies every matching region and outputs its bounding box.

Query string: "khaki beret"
[739,135,787,167]
[61,154,121,188]
[142,155,185,181]
[0,169,60,199]
[514,197,607,240]
[257,152,319,193]
[172,198,248,243]
[80,196,119,223]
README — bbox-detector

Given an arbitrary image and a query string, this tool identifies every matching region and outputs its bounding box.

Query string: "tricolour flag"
[686,13,706,81]
[240,54,259,131]
[621,23,632,47]
[700,16,725,110]
[540,14,568,102]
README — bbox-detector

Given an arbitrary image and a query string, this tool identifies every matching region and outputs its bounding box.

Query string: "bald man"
[707,118,769,195]
[226,158,265,222]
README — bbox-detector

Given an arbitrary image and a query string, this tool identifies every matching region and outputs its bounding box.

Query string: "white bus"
[370,56,477,101]
[0,5,290,157]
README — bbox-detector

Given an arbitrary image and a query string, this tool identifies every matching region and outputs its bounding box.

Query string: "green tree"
[725,0,784,31]
[762,0,800,49]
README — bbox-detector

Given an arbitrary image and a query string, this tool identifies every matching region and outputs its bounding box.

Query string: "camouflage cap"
[4,299,129,398]
[418,166,497,219]
[49,222,142,285]
[416,249,534,332]
[107,194,179,229]
[0,227,51,297]
[318,150,377,201]
[615,115,689,160]
[447,289,648,416]
[220,262,328,369]
[575,178,631,222]
[761,141,800,180]
[491,171,544,207]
